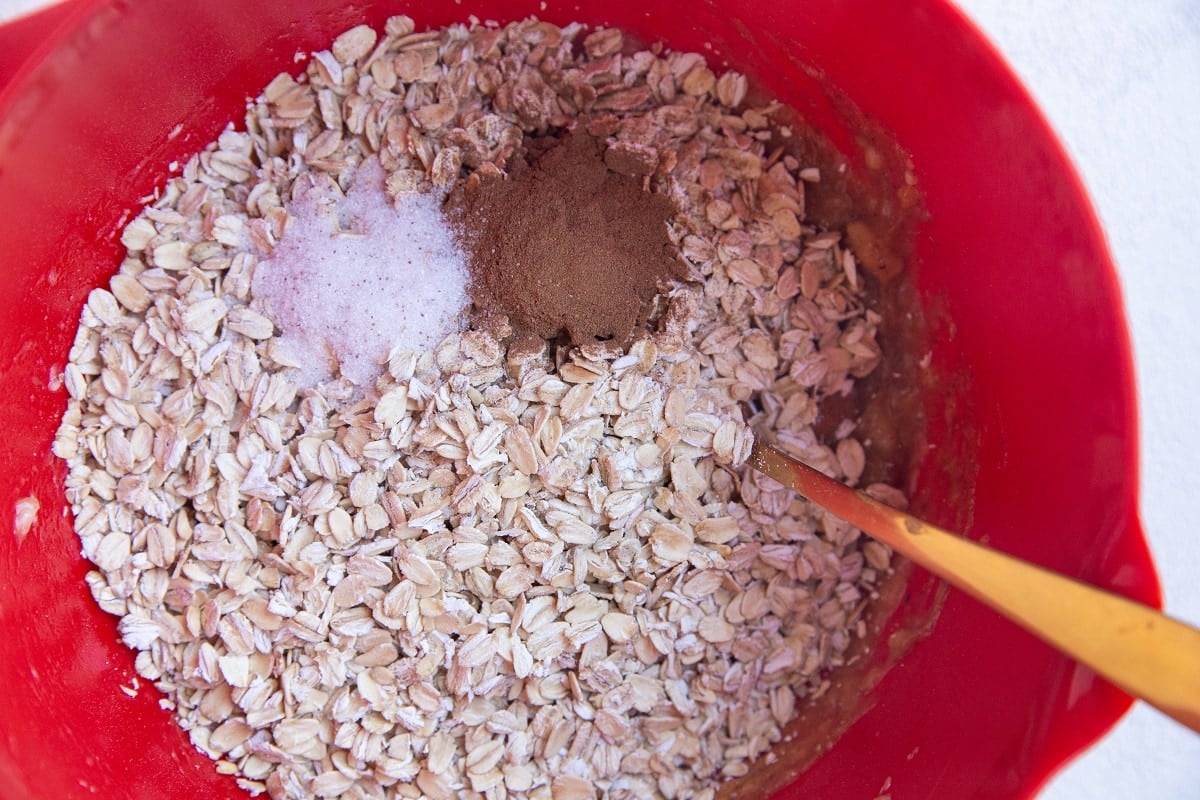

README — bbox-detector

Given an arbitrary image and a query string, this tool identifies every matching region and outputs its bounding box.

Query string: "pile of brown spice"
[446,130,686,345]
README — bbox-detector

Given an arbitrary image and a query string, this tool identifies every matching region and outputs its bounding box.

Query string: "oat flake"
[55,16,902,800]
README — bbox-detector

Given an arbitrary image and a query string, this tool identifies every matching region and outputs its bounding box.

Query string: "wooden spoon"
[749,440,1200,733]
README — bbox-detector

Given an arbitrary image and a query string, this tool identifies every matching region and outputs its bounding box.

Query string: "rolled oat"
[56,16,899,800]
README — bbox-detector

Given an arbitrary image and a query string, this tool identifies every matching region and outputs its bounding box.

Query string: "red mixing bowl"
[0,1,1161,798]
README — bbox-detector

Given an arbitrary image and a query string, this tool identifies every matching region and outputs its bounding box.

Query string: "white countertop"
[2,0,1197,797]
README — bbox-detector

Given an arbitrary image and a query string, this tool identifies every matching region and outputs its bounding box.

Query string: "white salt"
[251,158,468,390]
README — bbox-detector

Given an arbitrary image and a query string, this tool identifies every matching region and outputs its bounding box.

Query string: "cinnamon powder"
[445,130,685,345]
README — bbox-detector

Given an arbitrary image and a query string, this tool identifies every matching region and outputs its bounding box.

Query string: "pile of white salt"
[251,158,469,390]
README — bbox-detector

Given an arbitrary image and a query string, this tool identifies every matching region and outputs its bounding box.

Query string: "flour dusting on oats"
[252,158,469,390]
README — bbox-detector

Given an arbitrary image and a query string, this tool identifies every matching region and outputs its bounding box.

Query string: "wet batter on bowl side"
[53,16,926,800]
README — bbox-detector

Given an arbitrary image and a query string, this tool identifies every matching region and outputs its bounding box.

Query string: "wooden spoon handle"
[750,441,1200,733]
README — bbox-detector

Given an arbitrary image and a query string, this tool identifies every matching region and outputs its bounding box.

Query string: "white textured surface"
[1,0,1197,796]
[0,0,48,22]
[949,2,1200,797]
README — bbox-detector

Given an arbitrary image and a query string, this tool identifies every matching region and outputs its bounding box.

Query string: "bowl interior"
[0,1,1159,799]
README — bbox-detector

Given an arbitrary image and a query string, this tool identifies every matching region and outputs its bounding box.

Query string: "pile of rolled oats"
[55,16,900,800]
